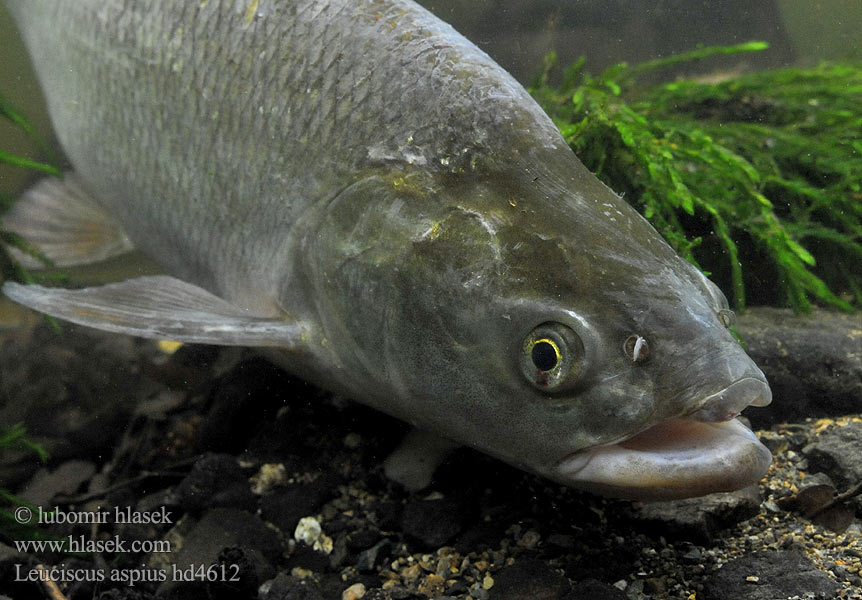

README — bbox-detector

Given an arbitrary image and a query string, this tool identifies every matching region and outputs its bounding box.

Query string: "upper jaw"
[554,377,773,500]
[689,377,772,422]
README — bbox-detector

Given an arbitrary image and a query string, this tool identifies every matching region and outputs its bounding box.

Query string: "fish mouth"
[555,378,773,500]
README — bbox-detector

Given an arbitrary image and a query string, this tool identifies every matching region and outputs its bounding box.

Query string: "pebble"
[342,582,366,600]
[251,463,289,494]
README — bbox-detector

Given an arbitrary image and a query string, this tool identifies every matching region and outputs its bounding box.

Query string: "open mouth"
[555,378,773,500]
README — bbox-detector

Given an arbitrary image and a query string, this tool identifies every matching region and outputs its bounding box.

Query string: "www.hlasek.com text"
[14,535,171,554]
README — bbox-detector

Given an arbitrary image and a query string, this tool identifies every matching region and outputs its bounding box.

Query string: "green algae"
[532,45,862,313]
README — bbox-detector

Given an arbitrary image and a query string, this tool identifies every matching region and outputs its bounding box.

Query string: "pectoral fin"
[2,276,303,347]
[2,173,133,268]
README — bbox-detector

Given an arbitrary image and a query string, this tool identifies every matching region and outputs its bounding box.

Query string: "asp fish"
[2,0,772,500]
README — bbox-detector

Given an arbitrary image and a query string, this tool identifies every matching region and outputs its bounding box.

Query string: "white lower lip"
[556,417,772,500]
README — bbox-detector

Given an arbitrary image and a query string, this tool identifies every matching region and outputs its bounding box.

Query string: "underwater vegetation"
[531,43,862,313]
[0,424,49,543]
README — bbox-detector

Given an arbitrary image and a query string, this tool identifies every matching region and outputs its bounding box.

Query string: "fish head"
[309,151,772,500]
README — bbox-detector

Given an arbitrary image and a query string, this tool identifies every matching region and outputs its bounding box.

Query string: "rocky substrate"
[0,306,860,600]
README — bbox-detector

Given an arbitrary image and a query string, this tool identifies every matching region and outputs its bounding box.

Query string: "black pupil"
[531,341,558,371]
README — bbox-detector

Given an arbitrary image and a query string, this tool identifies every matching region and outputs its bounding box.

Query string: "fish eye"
[718,308,735,328]
[520,323,584,391]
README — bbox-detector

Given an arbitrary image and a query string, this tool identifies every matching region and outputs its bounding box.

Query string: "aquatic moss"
[0,424,50,544]
[531,45,862,313]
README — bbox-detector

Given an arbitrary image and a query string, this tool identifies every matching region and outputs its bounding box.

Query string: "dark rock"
[259,472,341,535]
[329,534,349,569]
[643,576,669,596]
[174,453,256,513]
[263,573,326,600]
[370,499,402,532]
[562,578,627,600]
[162,507,282,598]
[627,485,762,544]
[208,545,273,598]
[454,520,507,554]
[488,558,571,600]
[346,529,382,552]
[776,482,856,532]
[402,496,466,549]
[735,307,862,428]
[18,459,96,506]
[702,550,841,600]
[356,538,392,572]
[803,421,862,488]
[562,545,638,584]
[680,544,703,564]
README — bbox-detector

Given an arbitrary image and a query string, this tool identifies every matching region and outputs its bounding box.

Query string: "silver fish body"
[3,0,772,499]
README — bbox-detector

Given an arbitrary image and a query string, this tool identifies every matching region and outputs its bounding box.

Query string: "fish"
[2,0,772,500]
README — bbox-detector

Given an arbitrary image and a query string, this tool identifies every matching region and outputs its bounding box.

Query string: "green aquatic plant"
[532,44,862,313]
[0,424,51,544]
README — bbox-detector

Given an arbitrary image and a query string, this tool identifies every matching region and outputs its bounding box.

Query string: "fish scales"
[9,1,542,307]
[3,0,775,499]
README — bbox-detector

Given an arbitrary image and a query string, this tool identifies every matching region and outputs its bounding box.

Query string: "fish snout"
[689,377,772,423]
